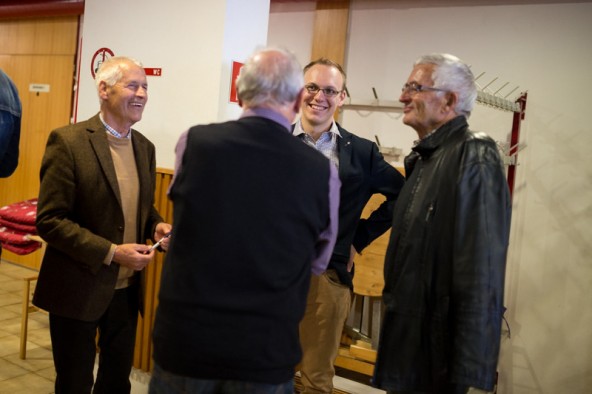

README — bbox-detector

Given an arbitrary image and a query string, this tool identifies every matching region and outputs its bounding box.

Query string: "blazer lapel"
[337,126,353,178]
[87,114,122,209]
[131,131,150,204]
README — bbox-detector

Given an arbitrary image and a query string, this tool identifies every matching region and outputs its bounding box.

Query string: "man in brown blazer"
[33,56,171,394]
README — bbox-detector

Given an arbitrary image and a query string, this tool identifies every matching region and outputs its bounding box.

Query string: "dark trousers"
[149,363,294,394]
[49,284,140,394]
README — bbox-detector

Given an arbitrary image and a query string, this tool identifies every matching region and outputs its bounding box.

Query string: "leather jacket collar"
[405,115,468,175]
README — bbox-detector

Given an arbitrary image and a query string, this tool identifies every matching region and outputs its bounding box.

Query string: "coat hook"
[482,77,498,91]
[494,82,509,96]
[503,86,519,99]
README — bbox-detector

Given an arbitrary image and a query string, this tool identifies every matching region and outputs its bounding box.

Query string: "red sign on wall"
[91,47,115,78]
[144,68,162,77]
[229,61,243,103]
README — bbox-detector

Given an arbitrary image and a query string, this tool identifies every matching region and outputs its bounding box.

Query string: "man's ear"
[98,81,108,100]
[336,88,347,108]
[293,88,305,114]
[236,88,244,107]
[444,91,458,112]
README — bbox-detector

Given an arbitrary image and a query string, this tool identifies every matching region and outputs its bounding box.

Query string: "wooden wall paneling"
[0,19,31,54]
[33,16,78,54]
[0,1,84,20]
[0,16,77,270]
[0,16,78,55]
[310,0,350,122]
[310,0,350,65]
[352,195,388,297]
[352,167,404,296]
[133,169,174,372]
[338,167,404,375]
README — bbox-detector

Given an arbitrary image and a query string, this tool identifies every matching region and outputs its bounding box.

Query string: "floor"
[0,260,384,394]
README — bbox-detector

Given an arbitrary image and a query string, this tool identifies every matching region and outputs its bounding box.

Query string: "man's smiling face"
[99,61,148,134]
[300,64,346,131]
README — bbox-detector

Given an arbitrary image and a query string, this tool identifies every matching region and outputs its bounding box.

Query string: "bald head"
[235,47,304,110]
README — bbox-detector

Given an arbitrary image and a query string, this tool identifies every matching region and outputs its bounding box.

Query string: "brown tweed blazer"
[33,113,163,321]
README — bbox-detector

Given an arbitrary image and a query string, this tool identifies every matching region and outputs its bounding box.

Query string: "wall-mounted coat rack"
[341,86,403,111]
[506,92,527,198]
[474,72,522,112]
[340,75,528,199]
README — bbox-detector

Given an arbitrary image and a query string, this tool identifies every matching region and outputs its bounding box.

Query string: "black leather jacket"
[374,116,511,393]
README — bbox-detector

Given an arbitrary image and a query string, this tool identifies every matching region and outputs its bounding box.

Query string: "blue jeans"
[149,363,294,394]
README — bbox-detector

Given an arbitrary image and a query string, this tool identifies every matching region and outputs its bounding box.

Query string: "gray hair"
[236,47,303,108]
[94,56,143,92]
[415,53,477,118]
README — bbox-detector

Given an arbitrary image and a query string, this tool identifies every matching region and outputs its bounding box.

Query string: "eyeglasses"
[401,82,447,95]
[305,83,342,98]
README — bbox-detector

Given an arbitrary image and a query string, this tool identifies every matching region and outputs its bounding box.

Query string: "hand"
[154,222,172,251]
[113,243,154,271]
[347,245,358,272]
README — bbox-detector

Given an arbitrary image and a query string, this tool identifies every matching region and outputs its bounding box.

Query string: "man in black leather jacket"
[373,54,511,394]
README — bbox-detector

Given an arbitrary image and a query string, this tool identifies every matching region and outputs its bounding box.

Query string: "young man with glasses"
[292,58,405,394]
[373,53,511,394]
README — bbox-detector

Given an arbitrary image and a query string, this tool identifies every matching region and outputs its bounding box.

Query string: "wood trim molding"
[133,168,174,371]
[310,0,350,65]
[0,0,84,19]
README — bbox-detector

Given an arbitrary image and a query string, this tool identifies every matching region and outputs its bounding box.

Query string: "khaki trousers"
[298,270,352,394]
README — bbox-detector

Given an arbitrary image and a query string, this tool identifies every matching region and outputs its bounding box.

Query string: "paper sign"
[229,61,243,103]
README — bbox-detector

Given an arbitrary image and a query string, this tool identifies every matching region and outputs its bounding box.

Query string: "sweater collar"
[240,108,291,131]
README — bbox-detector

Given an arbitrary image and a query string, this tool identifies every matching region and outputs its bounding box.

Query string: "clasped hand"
[113,222,173,271]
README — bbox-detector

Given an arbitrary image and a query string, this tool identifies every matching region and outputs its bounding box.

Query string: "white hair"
[415,53,477,117]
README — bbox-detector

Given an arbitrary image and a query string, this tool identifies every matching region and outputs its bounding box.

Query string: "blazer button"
[118,226,124,232]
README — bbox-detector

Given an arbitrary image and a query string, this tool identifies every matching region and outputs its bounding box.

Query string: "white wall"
[269,1,592,393]
[268,1,315,67]
[77,0,270,169]
[218,0,271,121]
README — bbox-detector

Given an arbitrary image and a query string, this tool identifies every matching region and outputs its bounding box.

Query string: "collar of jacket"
[412,115,468,158]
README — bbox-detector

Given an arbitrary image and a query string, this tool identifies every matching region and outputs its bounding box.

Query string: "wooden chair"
[335,195,389,376]
[20,274,40,359]
[19,234,45,360]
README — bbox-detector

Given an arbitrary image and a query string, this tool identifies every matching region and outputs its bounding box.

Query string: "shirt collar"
[99,113,132,139]
[292,118,342,138]
[412,128,437,147]
[240,107,291,131]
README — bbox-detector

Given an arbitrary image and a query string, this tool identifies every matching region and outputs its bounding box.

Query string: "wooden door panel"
[0,16,77,55]
[0,17,77,269]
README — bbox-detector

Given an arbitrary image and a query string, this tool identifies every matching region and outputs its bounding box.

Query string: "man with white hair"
[374,53,511,394]
[150,47,340,394]
[34,56,171,393]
